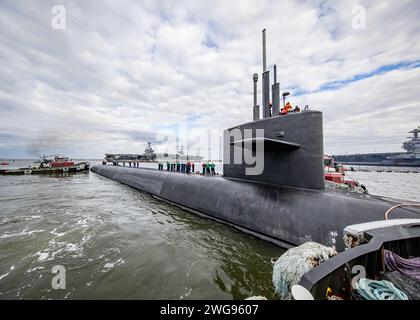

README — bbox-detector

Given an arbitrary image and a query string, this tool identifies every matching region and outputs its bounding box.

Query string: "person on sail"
[281,102,293,115]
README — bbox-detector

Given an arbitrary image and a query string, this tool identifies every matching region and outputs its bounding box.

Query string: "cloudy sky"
[0,0,419,159]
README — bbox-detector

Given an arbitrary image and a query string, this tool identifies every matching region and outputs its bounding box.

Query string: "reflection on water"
[0,170,283,299]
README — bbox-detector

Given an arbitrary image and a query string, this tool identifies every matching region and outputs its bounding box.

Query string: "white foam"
[38,252,49,261]
[50,228,67,237]
[26,266,45,273]
[0,273,10,281]
[0,228,44,239]
[102,258,125,272]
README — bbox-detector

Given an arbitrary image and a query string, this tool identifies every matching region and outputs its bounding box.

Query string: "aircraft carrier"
[333,127,420,167]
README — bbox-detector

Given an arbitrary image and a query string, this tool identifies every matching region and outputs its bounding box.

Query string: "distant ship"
[104,142,203,165]
[333,127,420,167]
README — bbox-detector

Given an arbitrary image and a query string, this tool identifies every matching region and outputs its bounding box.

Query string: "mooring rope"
[357,278,408,300]
[384,250,420,280]
[272,242,336,300]
[384,203,420,220]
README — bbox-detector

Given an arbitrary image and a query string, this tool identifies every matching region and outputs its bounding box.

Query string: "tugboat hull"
[1,163,90,175]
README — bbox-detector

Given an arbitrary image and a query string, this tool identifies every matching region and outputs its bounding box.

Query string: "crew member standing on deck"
[211,162,215,175]
[281,102,293,115]
[202,162,206,175]
[192,162,195,173]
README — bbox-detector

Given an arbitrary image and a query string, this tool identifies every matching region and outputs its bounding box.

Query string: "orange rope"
[384,203,420,220]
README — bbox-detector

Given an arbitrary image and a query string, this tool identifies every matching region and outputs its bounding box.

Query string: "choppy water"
[0,160,419,300]
[343,166,420,202]
[0,162,282,300]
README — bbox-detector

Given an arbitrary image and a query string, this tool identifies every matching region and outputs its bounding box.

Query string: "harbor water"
[0,160,419,299]
[0,161,281,299]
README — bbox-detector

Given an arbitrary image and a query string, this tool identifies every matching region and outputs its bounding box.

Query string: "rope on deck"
[384,250,420,280]
[272,242,336,300]
[384,203,420,220]
[356,278,408,300]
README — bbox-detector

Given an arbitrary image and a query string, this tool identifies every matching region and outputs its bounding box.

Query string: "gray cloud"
[0,0,419,158]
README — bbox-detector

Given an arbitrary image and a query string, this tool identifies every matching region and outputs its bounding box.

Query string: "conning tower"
[223,29,324,190]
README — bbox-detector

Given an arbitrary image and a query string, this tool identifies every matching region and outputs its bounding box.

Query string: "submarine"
[91,29,420,252]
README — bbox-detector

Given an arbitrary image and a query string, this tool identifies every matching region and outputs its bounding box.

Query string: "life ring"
[24,169,32,175]
[79,164,85,170]
[63,167,69,172]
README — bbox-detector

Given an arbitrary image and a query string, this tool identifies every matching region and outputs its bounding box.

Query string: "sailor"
[192,162,195,173]
[202,162,206,175]
[186,162,191,174]
[206,162,211,175]
[293,105,301,113]
[281,102,293,115]
[211,162,215,175]
[167,162,170,171]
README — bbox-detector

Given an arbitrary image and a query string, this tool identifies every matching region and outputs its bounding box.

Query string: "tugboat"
[0,155,90,175]
[324,155,367,193]
[296,216,420,300]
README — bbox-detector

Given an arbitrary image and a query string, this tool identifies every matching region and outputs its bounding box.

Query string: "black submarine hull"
[91,165,419,251]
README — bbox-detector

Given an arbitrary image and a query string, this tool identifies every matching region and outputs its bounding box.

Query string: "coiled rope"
[272,242,336,300]
[357,278,408,300]
[384,250,420,280]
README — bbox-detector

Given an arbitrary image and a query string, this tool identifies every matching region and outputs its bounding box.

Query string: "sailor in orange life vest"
[280,102,294,115]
